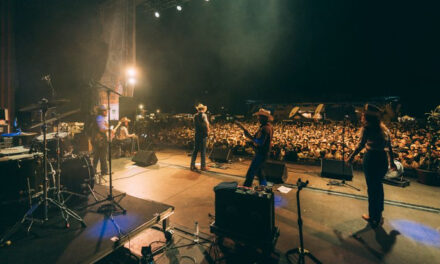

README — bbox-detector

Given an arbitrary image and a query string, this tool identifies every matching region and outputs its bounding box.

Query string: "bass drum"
[60,155,95,195]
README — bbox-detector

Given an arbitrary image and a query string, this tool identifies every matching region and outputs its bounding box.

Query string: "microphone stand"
[286,178,322,264]
[327,115,360,191]
[87,81,126,215]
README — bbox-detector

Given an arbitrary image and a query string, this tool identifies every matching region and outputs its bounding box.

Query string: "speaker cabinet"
[214,183,275,240]
[262,160,288,183]
[132,150,158,166]
[321,159,353,180]
[209,147,232,162]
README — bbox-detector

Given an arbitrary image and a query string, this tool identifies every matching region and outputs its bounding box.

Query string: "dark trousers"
[243,153,268,187]
[363,150,388,222]
[93,143,108,174]
[191,136,207,168]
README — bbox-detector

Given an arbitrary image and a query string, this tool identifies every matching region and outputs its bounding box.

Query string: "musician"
[347,104,397,228]
[242,108,273,187]
[115,117,137,156]
[92,105,109,175]
[190,103,210,171]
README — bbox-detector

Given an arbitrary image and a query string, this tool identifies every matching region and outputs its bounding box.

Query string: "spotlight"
[139,104,144,110]
[128,77,137,85]
[176,5,182,11]
[126,67,137,77]
[154,11,160,18]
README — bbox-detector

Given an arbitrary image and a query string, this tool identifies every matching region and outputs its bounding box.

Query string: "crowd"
[140,119,440,171]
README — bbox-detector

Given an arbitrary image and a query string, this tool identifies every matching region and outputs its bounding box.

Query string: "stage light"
[128,77,137,85]
[139,104,144,110]
[176,5,182,11]
[154,11,160,18]
[126,67,137,77]
[156,109,161,114]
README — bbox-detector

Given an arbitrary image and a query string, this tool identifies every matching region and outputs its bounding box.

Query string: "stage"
[1,148,440,263]
[0,185,174,264]
[107,148,440,264]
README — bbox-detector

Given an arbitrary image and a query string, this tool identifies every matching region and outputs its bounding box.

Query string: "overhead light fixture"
[126,67,137,77]
[128,77,137,85]
[154,11,160,18]
[176,5,182,11]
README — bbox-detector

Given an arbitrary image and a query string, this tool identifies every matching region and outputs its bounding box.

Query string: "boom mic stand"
[286,178,322,264]
[327,115,360,191]
[87,82,126,214]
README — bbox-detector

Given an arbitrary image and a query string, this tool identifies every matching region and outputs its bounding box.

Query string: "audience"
[137,118,440,171]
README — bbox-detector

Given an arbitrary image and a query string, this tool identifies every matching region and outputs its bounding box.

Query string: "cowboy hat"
[253,108,273,121]
[120,117,131,123]
[364,104,382,116]
[195,103,207,112]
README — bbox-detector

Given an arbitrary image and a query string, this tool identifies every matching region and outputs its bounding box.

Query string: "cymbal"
[19,98,70,112]
[1,131,38,137]
[30,109,80,129]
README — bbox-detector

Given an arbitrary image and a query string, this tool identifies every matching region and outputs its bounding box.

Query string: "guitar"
[110,121,122,140]
[94,121,122,146]
[234,120,255,142]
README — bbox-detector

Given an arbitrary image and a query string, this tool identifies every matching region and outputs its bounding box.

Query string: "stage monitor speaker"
[263,160,288,183]
[214,183,275,240]
[132,150,158,166]
[209,147,232,162]
[321,159,353,180]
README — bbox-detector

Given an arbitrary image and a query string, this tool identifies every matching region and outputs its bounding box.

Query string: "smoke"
[216,0,282,71]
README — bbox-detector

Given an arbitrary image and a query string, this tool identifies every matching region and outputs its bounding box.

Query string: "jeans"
[191,136,207,168]
[363,150,388,222]
[93,143,108,174]
[243,153,268,187]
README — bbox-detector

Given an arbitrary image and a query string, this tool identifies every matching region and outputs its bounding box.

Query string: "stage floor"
[0,185,173,264]
[104,148,440,264]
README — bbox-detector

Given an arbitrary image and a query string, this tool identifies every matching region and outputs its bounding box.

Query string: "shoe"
[362,214,384,228]
[201,167,209,171]
[190,166,198,171]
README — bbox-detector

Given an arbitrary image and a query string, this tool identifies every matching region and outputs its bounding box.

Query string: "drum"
[33,132,71,159]
[0,153,44,203]
[60,155,94,195]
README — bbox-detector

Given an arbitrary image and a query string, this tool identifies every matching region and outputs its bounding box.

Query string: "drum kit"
[0,97,93,246]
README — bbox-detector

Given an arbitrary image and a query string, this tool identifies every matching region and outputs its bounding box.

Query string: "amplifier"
[214,182,275,240]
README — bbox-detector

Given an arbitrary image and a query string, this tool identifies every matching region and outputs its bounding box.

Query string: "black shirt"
[254,123,273,155]
[194,112,208,138]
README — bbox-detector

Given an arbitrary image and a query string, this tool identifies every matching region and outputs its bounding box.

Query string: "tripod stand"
[286,178,321,264]
[87,82,126,214]
[0,99,85,246]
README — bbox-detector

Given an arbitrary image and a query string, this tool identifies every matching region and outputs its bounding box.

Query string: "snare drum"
[60,155,95,195]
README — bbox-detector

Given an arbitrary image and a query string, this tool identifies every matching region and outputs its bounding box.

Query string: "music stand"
[87,82,126,214]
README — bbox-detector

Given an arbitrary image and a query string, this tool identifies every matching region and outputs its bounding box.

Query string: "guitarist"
[237,108,273,187]
[92,105,114,176]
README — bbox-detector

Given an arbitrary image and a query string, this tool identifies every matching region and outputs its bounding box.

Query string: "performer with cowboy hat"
[190,103,210,171]
[347,104,397,228]
[237,108,273,187]
[115,117,138,156]
[92,105,110,175]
